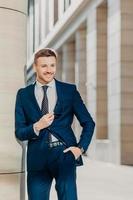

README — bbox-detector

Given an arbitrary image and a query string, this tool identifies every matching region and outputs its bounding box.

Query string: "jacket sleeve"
[72,86,95,152]
[15,89,38,141]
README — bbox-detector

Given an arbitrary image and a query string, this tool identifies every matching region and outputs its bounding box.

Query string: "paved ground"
[50,157,133,200]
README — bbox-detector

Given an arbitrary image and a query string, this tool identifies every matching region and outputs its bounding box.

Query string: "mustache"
[43,72,54,75]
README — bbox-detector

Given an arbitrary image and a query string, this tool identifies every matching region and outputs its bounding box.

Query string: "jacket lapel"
[27,83,42,116]
[27,79,64,117]
[53,79,64,115]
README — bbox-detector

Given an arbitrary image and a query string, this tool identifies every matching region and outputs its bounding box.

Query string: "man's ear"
[33,63,36,72]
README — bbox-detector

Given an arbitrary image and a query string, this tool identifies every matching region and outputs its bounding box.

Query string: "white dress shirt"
[34,79,58,142]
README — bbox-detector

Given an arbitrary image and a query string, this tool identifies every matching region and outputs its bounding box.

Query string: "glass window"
[28,0,35,56]
[64,0,71,12]
[54,0,59,24]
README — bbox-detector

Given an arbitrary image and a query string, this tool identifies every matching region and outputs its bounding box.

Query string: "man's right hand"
[34,113,54,132]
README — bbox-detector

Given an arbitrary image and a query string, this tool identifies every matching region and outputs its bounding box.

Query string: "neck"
[36,78,52,85]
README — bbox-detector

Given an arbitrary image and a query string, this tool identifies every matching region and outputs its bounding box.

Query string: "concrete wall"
[0,0,27,199]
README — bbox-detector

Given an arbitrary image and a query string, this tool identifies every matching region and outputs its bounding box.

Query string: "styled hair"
[34,48,58,64]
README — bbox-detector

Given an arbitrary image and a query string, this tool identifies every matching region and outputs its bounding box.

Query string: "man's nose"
[46,66,52,72]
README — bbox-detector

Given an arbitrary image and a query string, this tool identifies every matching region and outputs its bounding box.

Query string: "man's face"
[34,56,56,84]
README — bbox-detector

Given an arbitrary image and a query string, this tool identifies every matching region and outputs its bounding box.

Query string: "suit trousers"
[27,144,78,200]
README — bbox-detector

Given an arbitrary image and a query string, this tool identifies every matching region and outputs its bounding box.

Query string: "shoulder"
[55,79,76,91]
[16,83,34,96]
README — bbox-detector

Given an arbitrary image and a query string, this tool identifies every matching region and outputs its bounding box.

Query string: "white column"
[49,0,54,31]
[34,0,40,49]
[45,1,50,35]
[58,0,64,19]
[40,0,47,41]
[0,0,27,199]
[27,1,34,57]
[86,9,97,158]
[108,0,121,164]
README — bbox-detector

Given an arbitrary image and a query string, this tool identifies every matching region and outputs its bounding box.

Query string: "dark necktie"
[41,85,49,115]
[41,85,52,142]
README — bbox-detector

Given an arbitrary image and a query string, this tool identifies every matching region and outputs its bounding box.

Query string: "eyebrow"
[41,63,56,66]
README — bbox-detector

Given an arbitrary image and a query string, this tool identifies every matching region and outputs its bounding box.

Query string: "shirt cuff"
[33,124,40,136]
[78,146,85,154]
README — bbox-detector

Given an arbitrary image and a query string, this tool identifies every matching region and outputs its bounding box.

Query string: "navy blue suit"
[15,79,95,200]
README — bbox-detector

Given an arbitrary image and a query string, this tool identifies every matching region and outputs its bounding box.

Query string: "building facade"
[27,0,133,166]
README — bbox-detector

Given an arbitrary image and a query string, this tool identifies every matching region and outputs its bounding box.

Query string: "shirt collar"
[36,79,55,89]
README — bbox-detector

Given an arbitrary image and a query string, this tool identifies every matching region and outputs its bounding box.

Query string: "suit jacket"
[15,79,95,171]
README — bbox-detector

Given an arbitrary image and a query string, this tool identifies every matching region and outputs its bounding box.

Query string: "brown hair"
[34,48,57,64]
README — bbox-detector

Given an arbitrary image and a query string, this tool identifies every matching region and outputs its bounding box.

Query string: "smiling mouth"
[44,74,54,78]
[44,73,53,75]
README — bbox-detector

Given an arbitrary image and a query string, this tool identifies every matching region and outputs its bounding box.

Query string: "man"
[15,48,95,200]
